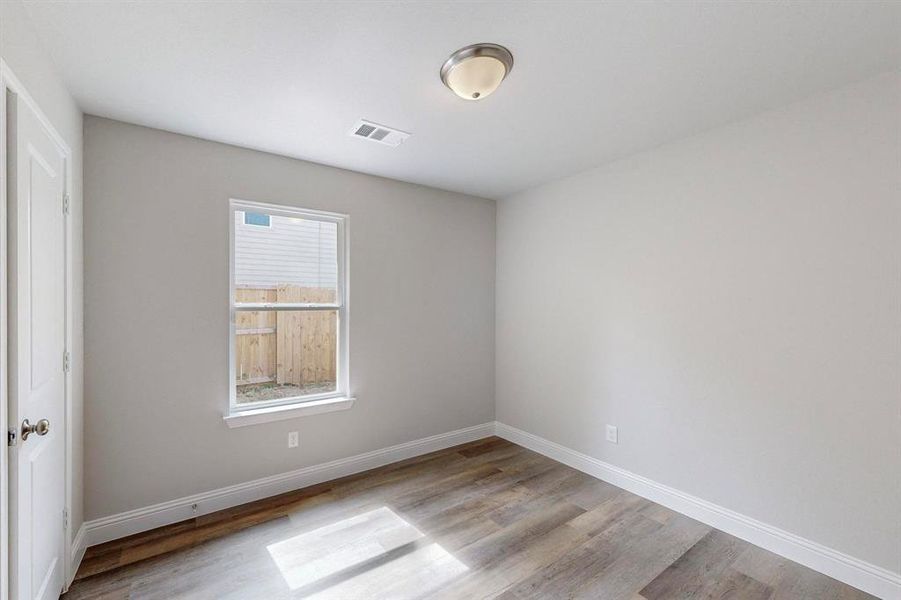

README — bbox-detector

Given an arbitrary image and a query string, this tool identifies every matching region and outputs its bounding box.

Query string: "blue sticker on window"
[244,212,270,227]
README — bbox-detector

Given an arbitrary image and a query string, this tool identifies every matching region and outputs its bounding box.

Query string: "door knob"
[21,418,50,441]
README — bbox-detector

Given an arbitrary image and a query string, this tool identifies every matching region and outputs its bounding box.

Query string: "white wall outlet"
[287,431,299,448]
[606,425,618,444]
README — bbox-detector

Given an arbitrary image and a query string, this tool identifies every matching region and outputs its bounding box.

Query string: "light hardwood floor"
[64,437,874,599]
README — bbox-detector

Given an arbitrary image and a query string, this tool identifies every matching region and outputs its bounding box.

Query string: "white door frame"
[0,59,76,600]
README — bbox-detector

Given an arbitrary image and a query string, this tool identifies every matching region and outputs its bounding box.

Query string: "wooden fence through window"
[235,285,337,387]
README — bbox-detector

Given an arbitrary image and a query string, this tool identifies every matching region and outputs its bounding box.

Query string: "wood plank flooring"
[64,437,874,599]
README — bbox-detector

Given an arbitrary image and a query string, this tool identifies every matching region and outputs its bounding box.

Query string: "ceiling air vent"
[349,119,411,147]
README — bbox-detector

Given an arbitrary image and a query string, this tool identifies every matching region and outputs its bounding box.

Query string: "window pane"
[244,212,270,227]
[234,309,338,405]
[235,211,338,303]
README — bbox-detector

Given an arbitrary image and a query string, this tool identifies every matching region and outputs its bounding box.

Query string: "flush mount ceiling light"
[440,43,514,101]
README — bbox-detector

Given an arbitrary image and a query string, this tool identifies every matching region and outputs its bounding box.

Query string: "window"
[228,199,348,419]
[243,212,271,227]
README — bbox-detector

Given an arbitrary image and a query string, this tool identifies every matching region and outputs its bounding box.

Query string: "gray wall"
[496,72,900,573]
[1,0,85,550]
[84,117,495,519]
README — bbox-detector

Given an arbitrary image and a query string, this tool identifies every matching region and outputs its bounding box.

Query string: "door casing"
[0,59,76,600]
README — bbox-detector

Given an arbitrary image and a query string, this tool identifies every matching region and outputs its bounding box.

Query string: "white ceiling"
[23,1,901,199]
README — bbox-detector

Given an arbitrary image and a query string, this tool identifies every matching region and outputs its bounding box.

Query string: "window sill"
[224,396,355,428]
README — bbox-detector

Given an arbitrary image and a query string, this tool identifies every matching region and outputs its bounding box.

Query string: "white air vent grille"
[354,123,376,137]
[349,119,410,147]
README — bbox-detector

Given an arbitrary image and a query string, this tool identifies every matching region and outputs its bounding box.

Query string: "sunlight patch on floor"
[267,506,467,598]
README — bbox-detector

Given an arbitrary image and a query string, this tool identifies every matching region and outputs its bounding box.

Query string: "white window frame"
[226,199,350,425]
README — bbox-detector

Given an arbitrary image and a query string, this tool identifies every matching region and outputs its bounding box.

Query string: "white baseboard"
[494,422,900,600]
[84,422,494,547]
[67,523,87,589]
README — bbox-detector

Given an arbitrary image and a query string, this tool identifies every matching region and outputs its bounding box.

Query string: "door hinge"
[63,509,69,531]
[63,193,70,215]
[63,350,71,373]
[7,428,16,447]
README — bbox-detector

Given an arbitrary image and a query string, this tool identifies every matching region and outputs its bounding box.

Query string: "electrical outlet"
[287,431,299,448]
[606,425,618,444]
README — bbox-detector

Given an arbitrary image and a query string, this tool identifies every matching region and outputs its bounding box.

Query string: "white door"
[7,90,68,600]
